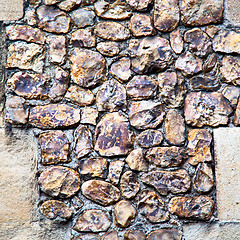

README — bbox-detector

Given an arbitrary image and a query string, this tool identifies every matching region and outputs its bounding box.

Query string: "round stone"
[147,229,182,240]
[124,229,146,240]
[96,42,120,57]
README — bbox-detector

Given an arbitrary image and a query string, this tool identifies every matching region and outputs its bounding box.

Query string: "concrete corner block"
[224,0,240,26]
[0,0,23,21]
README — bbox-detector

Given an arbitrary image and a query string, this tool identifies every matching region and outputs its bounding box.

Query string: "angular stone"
[71,8,95,28]
[145,146,186,167]
[123,229,145,240]
[126,0,152,11]
[95,22,130,41]
[187,129,212,166]
[129,36,172,74]
[58,0,82,11]
[141,169,191,195]
[170,29,183,54]
[222,86,240,106]
[7,42,45,73]
[206,25,219,38]
[108,160,124,185]
[81,107,98,125]
[213,30,240,54]
[169,196,215,220]
[154,0,179,32]
[125,148,148,172]
[189,75,220,91]
[71,196,83,211]
[184,28,212,57]
[36,5,71,33]
[40,200,73,220]
[128,100,165,130]
[96,79,127,112]
[74,125,92,159]
[73,210,111,232]
[73,234,100,240]
[113,200,136,227]
[70,48,106,88]
[184,92,232,127]
[6,72,48,100]
[6,24,45,44]
[110,57,132,82]
[38,166,80,198]
[71,29,96,48]
[120,171,140,199]
[147,229,182,240]
[39,130,70,165]
[29,104,80,129]
[96,42,120,57]
[126,75,157,100]
[164,109,185,145]
[137,189,169,223]
[175,51,203,77]
[79,157,108,178]
[44,0,61,4]
[95,112,134,156]
[234,100,240,125]
[136,129,163,148]
[65,85,94,106]
[180,0,223,26]
[129,14,155,37]
[81,180,120,205]
[24,7,38,26]
[95,0,132,20]
[102,230,119,240]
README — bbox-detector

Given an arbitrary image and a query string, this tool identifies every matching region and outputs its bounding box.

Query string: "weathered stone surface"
[71,29,96,48]
[124,229,145,240]
[38,166,80,198]
[40,200,73,220]
[184,92,232,127]
[184,28,212,57]
[222,86,240,106]
[71,196,83,211]
[137,189,169,223]
[206,25,219,38]
[164,110,185,145]
[74,125,92,158]
[73,234,100,240]
[65,85,94,106]
[96,42,120,57]
[213,30,240,54]
[147,229,182,240]
[126,0,152,11]
[81,107,98,125]
[108,160,124,185]
[234,100,240,125]
[96,79,127,112]
[128,100,165,129]
[95,0,132,20]
[71,8,95,28]
[58,0,82,11]
[81,180,120,205]
[95,112,134,156]
[129,36,172,74]
[120,171,140,199]
[36,5,71,33]
[0,0,23,21]
[126,75,157,100]
[141,169,191,195]
[170,29,183,54]
[154,0,179,32]
[24,7,38,26]
[169,196,215,220]
[44,0,61,4]
[70,48,106,88]
[39,130,70,165]
[95,22,130,41]
[136,129,163,148]
[73,210,111,232]
[125,148,148,172]
[129,14,155,37]
[180,0,223,26]
[145,146,186,167]
[6,24,45,44]
[187,129,212,166]
[79,157,108,178]
[203,53,218,73]
[189,75,220,91]
[101,230,118,240]
[113,200,136,227]
[7,42,45,73]
[29,104,80,129]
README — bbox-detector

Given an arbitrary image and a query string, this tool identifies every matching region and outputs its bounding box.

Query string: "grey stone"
[0,0,23,20]
[225,0,240,26]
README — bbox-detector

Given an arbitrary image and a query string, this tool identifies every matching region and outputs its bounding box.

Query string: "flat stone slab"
[214,128,240,222]
[0,0,23,20]
[225,0,240,26]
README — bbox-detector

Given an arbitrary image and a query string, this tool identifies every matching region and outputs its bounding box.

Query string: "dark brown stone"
[170,29,183,54]
[108,160,124,185]
[147,229,182,240]
[234,99,240,126]
[71,8,95,28]
[71,29,96,48]
[203,53,218,73]
[189,75,220,91]
[96,42,120,57]
[123,229,145,240]
[136,129,163,148]
[126,0,152,11]
[101,230,119,240]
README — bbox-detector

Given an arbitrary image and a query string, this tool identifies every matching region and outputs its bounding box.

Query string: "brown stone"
[137,189,169,223]
[71,29,96,48]
[204,53,218,73]
[120,171,140,199]
[184,92,232,127]
[222,86,240,106]
[164,110,185,145]
[101,230,119,240]
[154,0,179,32]
[71,8,95,28]
[29,104,80,129]
[123,229,145,240]
[126,75,157,100]
[95,112,134,156]
[108,160,124,185]
[36,5,71,33]
[24,7,38,26]
[40,200,73,220]
[58,0,82,11]
[71,196,84,211]
[168,196,215,220]
[128,100,165,130]
[44,0,61,4]
[129,14,155,37]
[180,0,223,26]
[129,36,172,74]
[81,107,98,125]
[189,75,220,92]
[81,180,120,205]
[96,42,120,57]
[95,22,130,41]
[234,100,240,126]
[96,79,127,112]
[126,0,152,11]
[170,29,183,54]
[38,166,80,198]
[136,129,163,148]
[39,130,70,165]
[141,169,191,195]
[73,234,100,240]
[70,48,106,88]
[206,25,219,38]
[73,210,111,232]
[147,229,182,240]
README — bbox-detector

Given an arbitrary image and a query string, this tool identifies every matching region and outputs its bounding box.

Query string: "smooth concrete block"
[225,0,240,26]
[0,0,23,21]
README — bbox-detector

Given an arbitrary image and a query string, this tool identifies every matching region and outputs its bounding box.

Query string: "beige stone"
[225,0,240,26]
[0,0,23,20]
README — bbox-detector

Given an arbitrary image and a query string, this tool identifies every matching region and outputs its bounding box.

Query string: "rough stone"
[71,8,95,28]
[0,0,23,20]
[126,0,152,11]
[225,0,240,26]
[71,29,96,48]
[24,7,38,26]
[96,42,120,57]
[58,0,82,11]
[123,229,145,240]
[203,53,218,73]
[108,160,124,185]
[101,230,119,240]
[170,29,183,54]
[206,25,219,38]
[73,234,100,240]
[44,0,61,4]
[222,86,240,106]
[147,229,182,240]
[189,75,220,91]
[81,107,98,125]
[234,100,240,125]
[136,129,163,148]
[71,196,83,211]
